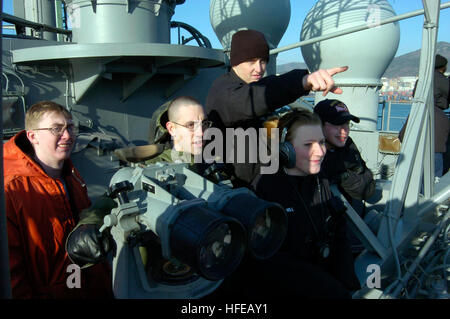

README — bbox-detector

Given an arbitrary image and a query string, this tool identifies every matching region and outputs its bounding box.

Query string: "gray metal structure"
[1,0,449,299]
[100,162,286,298]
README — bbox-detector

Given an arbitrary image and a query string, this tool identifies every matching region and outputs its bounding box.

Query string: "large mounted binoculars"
[100,163,287,298]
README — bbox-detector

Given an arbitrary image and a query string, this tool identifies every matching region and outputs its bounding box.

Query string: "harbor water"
[378,101,411,132]
[378,101,450,132]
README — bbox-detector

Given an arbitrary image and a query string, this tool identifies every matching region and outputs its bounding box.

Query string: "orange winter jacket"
[3,130,112,298]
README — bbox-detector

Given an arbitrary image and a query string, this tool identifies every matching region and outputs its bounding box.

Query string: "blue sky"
[3,0,449,64]
[171,0,450,64]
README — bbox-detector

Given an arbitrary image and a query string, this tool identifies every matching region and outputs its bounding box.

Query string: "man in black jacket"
[314,99,376,207]
[406,54,449,175]
[433,54,450,174]
[205,29,348,187]
[434,54,449,111]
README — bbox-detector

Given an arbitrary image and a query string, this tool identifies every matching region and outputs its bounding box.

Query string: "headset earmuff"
[279,124,296,169]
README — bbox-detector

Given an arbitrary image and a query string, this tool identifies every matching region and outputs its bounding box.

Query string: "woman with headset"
[241,109,361,298]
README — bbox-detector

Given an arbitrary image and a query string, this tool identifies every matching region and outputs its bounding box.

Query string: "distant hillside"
[277,42,450,78]
[383,41,450,78]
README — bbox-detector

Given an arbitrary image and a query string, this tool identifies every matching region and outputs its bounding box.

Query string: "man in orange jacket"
[3,101,112,298]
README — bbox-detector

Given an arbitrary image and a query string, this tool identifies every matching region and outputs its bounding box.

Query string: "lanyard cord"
[287,174,326,243]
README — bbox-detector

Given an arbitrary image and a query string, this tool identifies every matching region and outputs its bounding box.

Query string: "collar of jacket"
[149,148,196,165]
[229,68,246,84]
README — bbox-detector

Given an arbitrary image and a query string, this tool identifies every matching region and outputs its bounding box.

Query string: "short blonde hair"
[25,101,71,131]
[167,96,203,122]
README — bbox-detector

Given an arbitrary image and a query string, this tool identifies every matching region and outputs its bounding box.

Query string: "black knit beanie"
[230,29,269,67]
[435,54,447,69]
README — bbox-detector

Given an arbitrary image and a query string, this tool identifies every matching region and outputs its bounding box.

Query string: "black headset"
[279,120,297,169]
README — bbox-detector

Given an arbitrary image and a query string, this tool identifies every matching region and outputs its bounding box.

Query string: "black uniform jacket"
[205,69,309,186]
[434,70,450,110]
[253,170,361,291]
[321,137,375,202]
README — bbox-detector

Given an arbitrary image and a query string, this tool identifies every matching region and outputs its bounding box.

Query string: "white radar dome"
[300,0,400,130]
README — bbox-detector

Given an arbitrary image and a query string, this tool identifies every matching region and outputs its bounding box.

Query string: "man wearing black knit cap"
[206,29,349,187]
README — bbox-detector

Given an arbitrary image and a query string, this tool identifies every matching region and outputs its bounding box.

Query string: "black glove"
[66,224,112,266]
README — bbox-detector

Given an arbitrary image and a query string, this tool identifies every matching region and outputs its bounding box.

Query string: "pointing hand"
[302,66,348,96]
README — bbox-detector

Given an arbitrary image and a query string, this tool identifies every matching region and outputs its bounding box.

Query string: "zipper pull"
[317,176,321,193]
[72,168,86,187]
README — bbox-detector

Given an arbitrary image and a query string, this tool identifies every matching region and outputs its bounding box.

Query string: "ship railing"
[2,69,26,138]
[378,99,410,132]
[270,2,450,55]
[170,21,212,48]
[1,12,72,41]
[377,99,450,132]
[1,14,214,49]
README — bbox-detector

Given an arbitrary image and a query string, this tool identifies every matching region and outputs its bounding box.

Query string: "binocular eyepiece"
[220,193,287,260]
[106,164,288,287]
[168,204,246,281]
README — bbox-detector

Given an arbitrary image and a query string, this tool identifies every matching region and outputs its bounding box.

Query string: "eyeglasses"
[171,120,213,132]
[33,124,79,137]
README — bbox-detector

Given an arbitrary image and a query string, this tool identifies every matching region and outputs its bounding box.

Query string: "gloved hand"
[66,224,112,267]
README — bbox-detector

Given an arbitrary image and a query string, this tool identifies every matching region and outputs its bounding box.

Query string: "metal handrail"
[170,21,212,48]
[270,1,450,55]
[0,0,12,298]
[1,12,72,39]
[378,100,410,131]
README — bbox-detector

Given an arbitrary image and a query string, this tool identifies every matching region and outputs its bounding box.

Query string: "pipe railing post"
[0,0,13,298]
